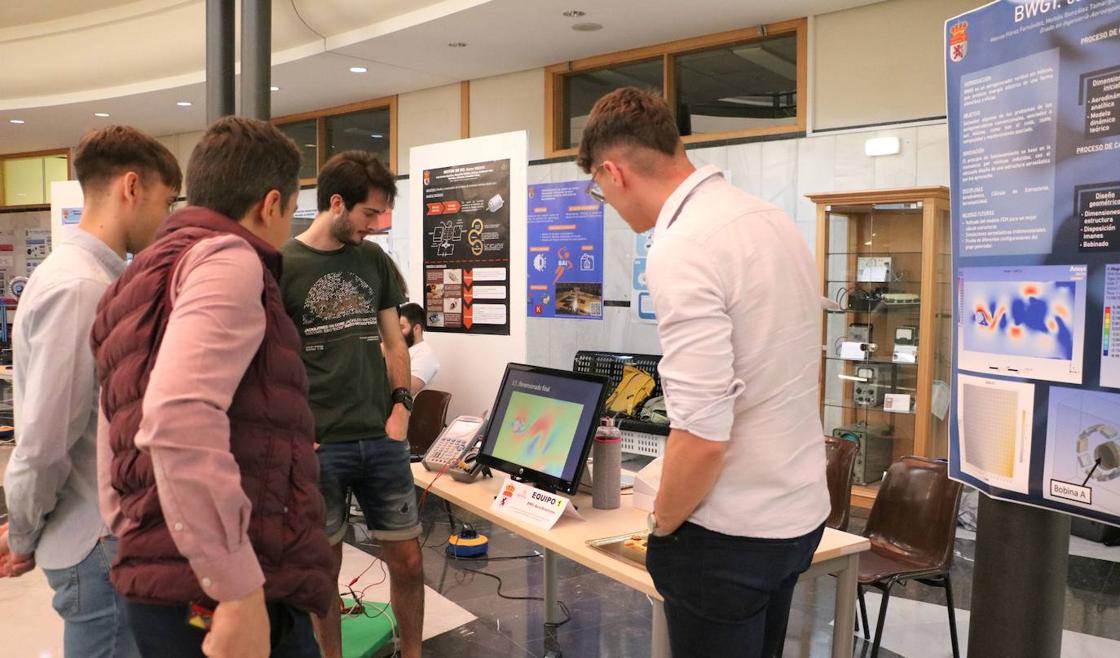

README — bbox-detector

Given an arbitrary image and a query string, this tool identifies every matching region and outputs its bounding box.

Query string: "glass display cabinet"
[807,187,951,508]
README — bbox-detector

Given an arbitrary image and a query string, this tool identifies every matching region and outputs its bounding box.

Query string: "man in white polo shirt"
[399,302,439,395]
[578,87,829,658]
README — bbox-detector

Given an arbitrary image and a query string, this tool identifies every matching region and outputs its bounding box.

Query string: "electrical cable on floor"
[454,565,573,627]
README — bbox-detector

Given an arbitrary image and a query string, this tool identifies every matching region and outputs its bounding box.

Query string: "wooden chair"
[857,456,963,658]
[406,389,451,457]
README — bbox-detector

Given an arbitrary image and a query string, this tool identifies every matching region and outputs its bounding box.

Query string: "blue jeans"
[318,437,422,544]
[646,521,825,658]
[42,537,140,658]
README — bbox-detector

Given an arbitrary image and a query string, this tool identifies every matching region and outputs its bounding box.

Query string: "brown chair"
[857,456,963,658]
[824,436,859,532]
[407,389,452,457]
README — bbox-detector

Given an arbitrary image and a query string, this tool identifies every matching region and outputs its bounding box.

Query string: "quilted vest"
[90,206,333,615]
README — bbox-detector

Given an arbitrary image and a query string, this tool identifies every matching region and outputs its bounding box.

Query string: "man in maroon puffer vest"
[91,116,333,658]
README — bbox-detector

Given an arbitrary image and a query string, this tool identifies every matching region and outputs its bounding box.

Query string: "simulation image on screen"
[489,391,585,478]
[1043,387,1120,518]
[958,265,1087,384]
[957,374,1034,494]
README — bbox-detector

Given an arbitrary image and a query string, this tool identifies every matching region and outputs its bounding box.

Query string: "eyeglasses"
[586,163,606,203]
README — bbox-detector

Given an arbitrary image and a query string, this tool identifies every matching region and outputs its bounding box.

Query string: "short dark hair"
[317,151,397,212]
[73,125,182,194]
[576,87,681,173]
[186,116,301,220]
[399,302,425,330]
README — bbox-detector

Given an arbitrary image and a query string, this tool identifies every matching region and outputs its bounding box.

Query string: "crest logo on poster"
[949,21,968,62]
[423,170,431,186]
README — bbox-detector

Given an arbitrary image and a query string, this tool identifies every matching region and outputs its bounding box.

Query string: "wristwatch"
[391,387,414,413]
[647,512,670,537]
[1077,423,1120,481]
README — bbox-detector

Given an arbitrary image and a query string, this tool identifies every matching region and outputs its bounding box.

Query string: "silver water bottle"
[592,417,623,510]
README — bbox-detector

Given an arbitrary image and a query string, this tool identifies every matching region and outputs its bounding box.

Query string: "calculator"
[422,416,486,472]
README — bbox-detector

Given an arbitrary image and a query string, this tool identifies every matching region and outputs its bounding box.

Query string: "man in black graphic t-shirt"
[280,151,421,658]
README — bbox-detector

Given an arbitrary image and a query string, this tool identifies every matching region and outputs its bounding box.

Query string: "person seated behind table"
[399,302,439,395]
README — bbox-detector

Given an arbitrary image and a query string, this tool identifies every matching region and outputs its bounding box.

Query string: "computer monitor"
[476,363,609,495]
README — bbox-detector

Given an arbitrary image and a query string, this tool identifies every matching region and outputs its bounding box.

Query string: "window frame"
[544,18,807,157]
[0,148,72,209]
[273,95,398,185]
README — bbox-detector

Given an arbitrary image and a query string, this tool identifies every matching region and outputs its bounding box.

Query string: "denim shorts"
[317,437,421,544]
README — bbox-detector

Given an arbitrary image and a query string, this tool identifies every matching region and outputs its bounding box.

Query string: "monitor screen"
[477,363,608,495]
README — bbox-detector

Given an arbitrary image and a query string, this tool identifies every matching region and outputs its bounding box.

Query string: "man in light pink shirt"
[92,117,333,658]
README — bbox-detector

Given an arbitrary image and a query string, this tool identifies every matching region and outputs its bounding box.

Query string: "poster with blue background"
[527,182,604,320]
[947,0,1120,526]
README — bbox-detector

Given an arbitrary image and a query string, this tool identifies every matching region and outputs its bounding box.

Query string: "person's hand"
[385,404,410,442]
[202,587,269,658]
[0,523,36,577]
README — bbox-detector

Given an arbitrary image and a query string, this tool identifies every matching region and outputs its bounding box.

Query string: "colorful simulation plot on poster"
[948,0,1120,526]
[527,182,603,320]
[422,159,511,335]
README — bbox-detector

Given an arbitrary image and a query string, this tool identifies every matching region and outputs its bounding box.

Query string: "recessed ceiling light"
[572,22,603,32]
[349,66,367,73]
[94,112,110,117]
[270,86,280,92]
[176,101,192,107]
[303,143,316,148]
[562,10,586,17]
[8,119,25,124]
[370,133,384,139]
[448,42,468,48]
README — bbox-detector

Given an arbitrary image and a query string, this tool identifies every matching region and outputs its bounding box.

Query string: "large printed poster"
[422,160,511,335]
[527,182,604,320]
[947,0,1120,526]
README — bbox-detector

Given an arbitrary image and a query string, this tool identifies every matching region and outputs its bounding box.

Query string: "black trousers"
[646,521,825,658]
[125,600,320,658]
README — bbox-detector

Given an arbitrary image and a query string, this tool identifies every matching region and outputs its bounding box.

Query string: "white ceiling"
[0,0,883,154]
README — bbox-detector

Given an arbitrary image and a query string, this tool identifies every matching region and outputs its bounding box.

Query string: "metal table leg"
[544,548,561,623]
[651,598,671,658]
[831,554,859,658]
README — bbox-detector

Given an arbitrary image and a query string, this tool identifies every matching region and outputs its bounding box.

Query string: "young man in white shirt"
[398,302,439,395]
[577,87,830,658]
[0,126,181,657]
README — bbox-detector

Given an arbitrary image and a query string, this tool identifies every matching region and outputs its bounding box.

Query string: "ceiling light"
[303,143,316,148]
[349,66,367,73]
[176,101,192,107]
[270,86,280,92]
[94,112,110,117]
[563,10,586,18]
[370,133,384,139]
[8,119,25,124]
[448,42,468,48]
[571,22,603,32]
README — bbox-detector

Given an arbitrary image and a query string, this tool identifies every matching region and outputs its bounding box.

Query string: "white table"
[413,464,869,657]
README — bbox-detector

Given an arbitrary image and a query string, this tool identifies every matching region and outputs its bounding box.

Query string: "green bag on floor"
[340,598,397,658]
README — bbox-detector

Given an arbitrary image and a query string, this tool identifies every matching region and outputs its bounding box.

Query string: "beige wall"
[155,130,203,195]
[813,0,978,130]
[469,68,546,160]
[396,83,461,174]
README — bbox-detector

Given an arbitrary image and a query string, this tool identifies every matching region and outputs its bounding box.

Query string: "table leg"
[650,598,671,658]
[831,553,859,658]
[544,548,561,624]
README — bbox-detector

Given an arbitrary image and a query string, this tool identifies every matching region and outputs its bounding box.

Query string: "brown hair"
[576,86,681,173]
[317,150,397,212]
[186,116,301,220]
[73,125,182,194]
[399,302,425,329]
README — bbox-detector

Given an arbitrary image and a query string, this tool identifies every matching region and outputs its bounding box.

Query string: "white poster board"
[50,180,83,251]
[409,132,528,420]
